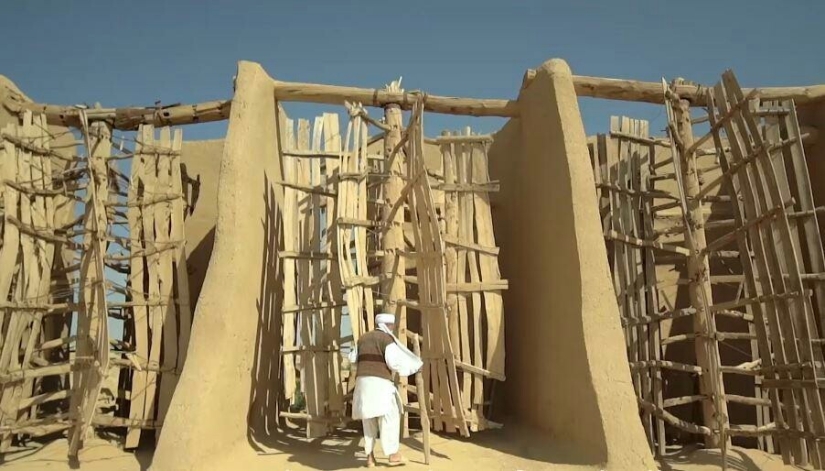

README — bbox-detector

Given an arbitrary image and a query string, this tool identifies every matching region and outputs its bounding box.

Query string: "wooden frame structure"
[592,70,825,469]
[1,62,824,466]
[0,113,193,455]
[271,93,508,440]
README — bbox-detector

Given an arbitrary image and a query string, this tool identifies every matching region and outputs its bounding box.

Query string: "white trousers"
[362,392,400,456]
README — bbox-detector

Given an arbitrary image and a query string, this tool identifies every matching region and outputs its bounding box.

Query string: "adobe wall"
[180,139,223,307]
[487,59,655,469]
[151,61,283,471]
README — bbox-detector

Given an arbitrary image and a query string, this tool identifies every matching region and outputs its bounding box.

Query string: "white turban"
[375,313,396,326]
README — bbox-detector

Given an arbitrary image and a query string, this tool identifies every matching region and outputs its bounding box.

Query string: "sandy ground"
[1,429,800,471]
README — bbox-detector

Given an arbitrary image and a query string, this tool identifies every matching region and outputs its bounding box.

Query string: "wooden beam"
[272,79,518,117]
[7,69,825,130]
[522,69,825,106]
[4,97,231,131]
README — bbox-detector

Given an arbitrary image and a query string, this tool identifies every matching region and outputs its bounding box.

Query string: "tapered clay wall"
[488,59,655,469]
[151,61,283,471]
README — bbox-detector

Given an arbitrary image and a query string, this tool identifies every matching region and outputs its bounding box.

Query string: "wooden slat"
[441,133,462,411]
[638,131,668,456]
[711,74,810,465]
[0,116,33,446]
[461,132,484,430]
[170,128,192,372]
[281,118,298,404]
[155,127,179,432]
[69,114,112,457]
[125,125,149,449]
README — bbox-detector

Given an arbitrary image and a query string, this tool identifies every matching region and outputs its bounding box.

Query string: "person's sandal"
[366,453,376,468]
[387,454,406,467]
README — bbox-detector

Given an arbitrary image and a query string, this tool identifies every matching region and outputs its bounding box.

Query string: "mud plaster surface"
[150,61,283,471]
[489,59,655,470]
[180,138,223,307]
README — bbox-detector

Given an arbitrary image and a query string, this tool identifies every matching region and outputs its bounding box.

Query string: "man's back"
[355,330,394,381]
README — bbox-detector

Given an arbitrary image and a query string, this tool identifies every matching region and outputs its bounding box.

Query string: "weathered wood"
[381,85,410,436]
[155,127,179,431]
[272,79,518,117]
[69,112,112,457]
[468,137,505,426]
[170,129,192,372]
[7,98,231,131]
[320,115,345,417]
[281,118,298,405]
[524,69,825,107]
[406,100,468,437]
[709,73,818,465]
[0,117,32,447]
[667,84,728,448]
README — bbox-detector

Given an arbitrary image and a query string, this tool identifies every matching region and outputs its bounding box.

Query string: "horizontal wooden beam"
[271,79,519,117]
[4,96,231,131]
[522,69,825,106]
[8,68,823,130]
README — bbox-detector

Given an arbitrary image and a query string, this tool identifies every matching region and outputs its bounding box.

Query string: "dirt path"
[2,432,798,471]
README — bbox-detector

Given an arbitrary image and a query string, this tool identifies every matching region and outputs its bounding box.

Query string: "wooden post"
[672,84,728,448]
[381,80,409,437]
[412,333,430,465]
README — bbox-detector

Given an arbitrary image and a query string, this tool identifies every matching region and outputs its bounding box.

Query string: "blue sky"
[3,1,824,138]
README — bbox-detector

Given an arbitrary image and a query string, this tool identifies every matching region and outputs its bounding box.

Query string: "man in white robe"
[348,313,422,467]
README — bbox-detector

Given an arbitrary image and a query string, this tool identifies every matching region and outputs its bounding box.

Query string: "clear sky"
[3,1,824,139]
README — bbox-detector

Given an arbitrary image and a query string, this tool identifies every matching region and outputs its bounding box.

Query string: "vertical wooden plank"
[441,134,460,359]
[321,113,347,411]
[155,127,179,429]
[454,139,472,426]
[281,118,298,405]
[629,118,652,445]
[12,111,38,428]
[309,118,332,423]
[17,114,56,427]
[711,81,805,464]
[470,143,505,381]
[336,113,362,399]
[638,120,666,455]
[141,125,163,430]
[412,333,430,465]
[609,117,637,393]
[69,115,112,456]
[669,90,728,447]
[461,133,484,431]
[0,117,27,449]
[170,129,192,371]
[125,126,149,449]
[413,107,467,436]
[297,118,325,438]
[730,74,825,466]
[381,100,407,415]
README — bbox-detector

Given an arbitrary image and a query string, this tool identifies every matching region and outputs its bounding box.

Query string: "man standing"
[349,313,422,467]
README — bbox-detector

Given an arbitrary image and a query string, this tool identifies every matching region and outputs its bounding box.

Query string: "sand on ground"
[1,426,801,471]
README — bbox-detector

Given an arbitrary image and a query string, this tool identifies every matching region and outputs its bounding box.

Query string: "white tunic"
[349,327,423,420]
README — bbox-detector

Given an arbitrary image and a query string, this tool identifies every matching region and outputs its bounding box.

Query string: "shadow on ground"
[659,445,803,471]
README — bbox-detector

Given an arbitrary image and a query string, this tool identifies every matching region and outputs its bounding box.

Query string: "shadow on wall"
[186,227,215,308]
[248,176,283,441]
[243,174,367,470]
